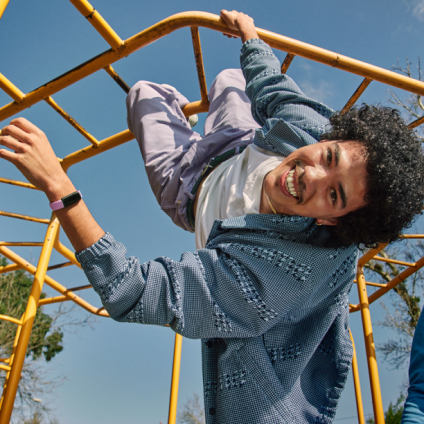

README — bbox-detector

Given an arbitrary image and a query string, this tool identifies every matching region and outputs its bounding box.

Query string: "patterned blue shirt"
[76,39,357,424]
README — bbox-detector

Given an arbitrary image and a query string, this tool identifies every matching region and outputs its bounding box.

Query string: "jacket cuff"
[240,38,267,54]
[75,232,115,265]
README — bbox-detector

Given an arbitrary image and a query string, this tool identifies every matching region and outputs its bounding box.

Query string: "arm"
[0,118,318,339]
[0,118,104,252]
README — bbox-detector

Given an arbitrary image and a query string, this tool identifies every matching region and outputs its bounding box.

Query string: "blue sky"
[1,0,424,423]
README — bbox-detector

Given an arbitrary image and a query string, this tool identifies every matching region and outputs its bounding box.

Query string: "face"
[261,140,368,225]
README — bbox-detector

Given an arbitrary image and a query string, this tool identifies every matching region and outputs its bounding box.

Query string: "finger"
[0,147,19,163]
[1,124,31,144]
[0,134,25,152]
[9,117,41,135]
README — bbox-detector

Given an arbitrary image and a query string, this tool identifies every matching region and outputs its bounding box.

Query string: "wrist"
[236,18,258,43]
[44,177,76,203]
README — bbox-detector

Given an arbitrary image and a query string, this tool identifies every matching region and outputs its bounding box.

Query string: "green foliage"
[177,393,205,424]
[366,394,405,424]
[0,257,63,362]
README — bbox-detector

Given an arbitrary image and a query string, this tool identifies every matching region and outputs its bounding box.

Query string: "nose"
[303,165,328,193]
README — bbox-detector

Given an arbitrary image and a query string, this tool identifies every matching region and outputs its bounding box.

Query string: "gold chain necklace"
[264,191,278,215]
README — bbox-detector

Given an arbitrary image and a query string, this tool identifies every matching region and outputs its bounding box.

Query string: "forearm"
[43,175,104,252]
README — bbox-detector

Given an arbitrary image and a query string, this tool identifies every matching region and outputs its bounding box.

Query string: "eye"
[330,188,337,205]
[326,148,332,166]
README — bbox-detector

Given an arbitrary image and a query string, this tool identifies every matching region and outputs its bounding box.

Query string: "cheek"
[313,196,328,214]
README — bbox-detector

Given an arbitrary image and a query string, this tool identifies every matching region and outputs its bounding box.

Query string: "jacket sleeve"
[240,38,333,154]
[402,307,424,423]
[75,232,314,340]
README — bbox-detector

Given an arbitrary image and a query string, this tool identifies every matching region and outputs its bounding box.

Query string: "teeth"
[286,169,298,198]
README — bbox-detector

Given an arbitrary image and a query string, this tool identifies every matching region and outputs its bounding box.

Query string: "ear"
[317,218,338,226]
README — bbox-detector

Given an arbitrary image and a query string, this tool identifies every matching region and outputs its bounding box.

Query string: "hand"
[0,117,74,202]
[220,10,258,42]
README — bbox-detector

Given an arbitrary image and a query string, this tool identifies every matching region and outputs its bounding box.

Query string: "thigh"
[126,81,203,204]
[204,69,260,136]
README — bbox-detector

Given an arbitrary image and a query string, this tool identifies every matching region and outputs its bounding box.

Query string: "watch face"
[62,191,82,208]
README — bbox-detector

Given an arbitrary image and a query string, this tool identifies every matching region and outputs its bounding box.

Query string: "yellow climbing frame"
[1,1,424,423]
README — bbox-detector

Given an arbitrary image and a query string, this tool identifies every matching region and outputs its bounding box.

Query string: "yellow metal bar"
[168,333,183,424]
[0,177,39,190]
[61,129,135,171]
[357,243,388,267]
[38,284,93,306]
[0,242,44,247]
[68,0,123,50]
[0,365,11,372]
[181,100,210,117]
[3,12,424,123]
[0,246,109,317]
[54,237,83,269]
[366,254,424,306]
[363,281,387,288]
[103,65,130,93]
[373,256,416,267]
[44,97,100,147]
[0,263,21,274]
[0,210,50,224]
[356,266,385,424]
[0,318,22,411]
[281,53,295,74]
[342,78,372,113]
[0,0,10,20]
[408,115,424,130]
[0,315,21,326]
[349,330,366,424]
[0,217,59,424]
[190,27,209,107]
[0,73,24,103]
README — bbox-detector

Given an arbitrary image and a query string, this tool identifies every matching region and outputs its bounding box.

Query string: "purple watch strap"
[49,190,82,211]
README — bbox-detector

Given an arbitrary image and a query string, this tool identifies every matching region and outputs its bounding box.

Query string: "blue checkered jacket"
[76,39,357,424]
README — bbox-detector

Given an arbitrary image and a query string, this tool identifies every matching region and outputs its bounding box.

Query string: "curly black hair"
[322,105,424,246]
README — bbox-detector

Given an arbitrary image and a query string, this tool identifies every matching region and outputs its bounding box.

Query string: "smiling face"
[261,140,368,224]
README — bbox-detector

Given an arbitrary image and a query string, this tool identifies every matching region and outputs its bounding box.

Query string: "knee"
[210,69,246,98]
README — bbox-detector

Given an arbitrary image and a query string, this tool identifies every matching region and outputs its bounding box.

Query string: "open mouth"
[285,168,299,199]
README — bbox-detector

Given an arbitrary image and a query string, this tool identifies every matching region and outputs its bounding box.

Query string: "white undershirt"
[195,144,285,249]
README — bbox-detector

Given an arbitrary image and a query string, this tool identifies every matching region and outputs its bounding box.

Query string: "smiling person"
[1,10,424,424]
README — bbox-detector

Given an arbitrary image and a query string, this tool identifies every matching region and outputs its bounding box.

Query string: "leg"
[126,81,203,208]
[204,69,259,136]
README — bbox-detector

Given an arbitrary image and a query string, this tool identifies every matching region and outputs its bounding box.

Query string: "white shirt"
[195,144,285,249]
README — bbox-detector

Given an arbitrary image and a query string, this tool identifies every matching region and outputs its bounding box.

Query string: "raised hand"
[0,117,74,202]
[220,10,258,43]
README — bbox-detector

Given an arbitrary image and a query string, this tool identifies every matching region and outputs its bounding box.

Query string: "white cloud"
[299,80,334,105]
[410,0,424,21]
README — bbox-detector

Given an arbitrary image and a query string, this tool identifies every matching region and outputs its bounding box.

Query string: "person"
[0,10,423,424]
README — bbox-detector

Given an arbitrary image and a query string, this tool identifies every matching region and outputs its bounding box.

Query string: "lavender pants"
[126,69,259,232]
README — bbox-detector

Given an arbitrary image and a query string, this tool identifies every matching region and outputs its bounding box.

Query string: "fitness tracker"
[49,190,82,211]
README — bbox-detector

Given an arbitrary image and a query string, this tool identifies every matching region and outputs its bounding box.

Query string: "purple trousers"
[126,69,259,232]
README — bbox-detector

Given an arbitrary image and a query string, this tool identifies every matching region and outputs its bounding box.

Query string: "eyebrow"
[335,143,340,166]
[334,143,347,209]
[338,182,347,209]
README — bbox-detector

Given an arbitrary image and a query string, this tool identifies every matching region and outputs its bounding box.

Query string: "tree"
[0,256,89,423]
[366,394,405,424]
[177,393,205,424]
